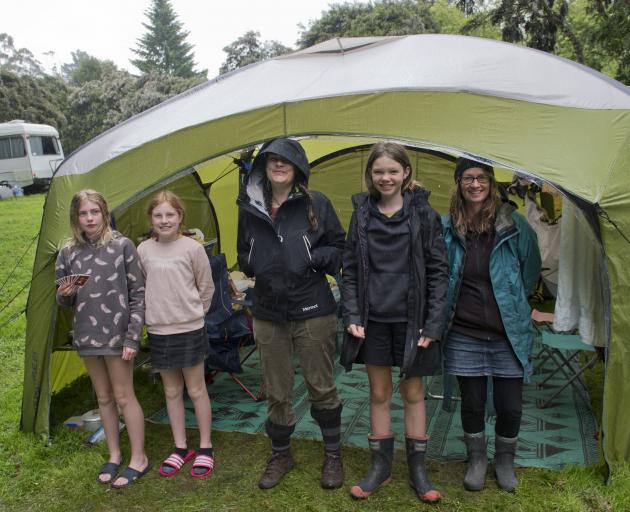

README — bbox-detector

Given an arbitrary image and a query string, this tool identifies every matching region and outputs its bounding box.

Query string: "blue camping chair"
[204,253,264,401]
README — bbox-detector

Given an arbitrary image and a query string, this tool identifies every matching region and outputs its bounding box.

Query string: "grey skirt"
[148,326,209,370]
[443,331,523,378]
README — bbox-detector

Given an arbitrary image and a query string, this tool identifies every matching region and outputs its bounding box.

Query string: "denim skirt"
[148,326,209,370]
[443,331,523,378]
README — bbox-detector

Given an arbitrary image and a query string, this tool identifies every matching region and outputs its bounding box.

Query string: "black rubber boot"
[494,435,518,491]
[350,434,394,499]
[405,436,442,502]
[463,431,488,491]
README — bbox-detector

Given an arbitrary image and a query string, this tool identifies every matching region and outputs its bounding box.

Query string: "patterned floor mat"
[148,348,599,469]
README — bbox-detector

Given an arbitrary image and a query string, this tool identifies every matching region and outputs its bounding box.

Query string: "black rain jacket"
[340,188,449,375]
[236,164,345,322]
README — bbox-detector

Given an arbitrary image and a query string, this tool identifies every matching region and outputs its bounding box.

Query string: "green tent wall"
[20,36,630,469]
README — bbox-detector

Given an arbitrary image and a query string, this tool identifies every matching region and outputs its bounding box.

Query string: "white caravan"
[0,120,64,190]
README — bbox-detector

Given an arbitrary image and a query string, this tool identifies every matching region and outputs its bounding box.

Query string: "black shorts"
[148,326,209,370]
[358,320,406,367]
[357,320,441,377]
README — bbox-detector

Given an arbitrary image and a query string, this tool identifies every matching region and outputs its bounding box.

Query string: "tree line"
[1,0,627,156]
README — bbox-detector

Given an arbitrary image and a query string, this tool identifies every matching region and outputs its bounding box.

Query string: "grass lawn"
[1,193,629,512]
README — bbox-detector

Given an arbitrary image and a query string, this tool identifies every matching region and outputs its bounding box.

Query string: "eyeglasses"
[460,175,489,185]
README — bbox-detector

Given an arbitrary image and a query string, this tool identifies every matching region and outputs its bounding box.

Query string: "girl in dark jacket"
[442,158,541,492]
[237,138,346,490]
[341,142,449,502]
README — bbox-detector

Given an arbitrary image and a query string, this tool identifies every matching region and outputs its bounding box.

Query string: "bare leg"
[400,376,427,437]
[182,361,212,448]
[366,364,393,435]
[83,356,121,483]
[104,356,149,486]
[160,368,187,449]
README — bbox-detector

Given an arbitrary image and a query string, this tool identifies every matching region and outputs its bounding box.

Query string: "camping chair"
[532,315,600,409]
[204,253,264,401]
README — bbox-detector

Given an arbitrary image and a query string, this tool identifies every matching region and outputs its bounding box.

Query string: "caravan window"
[0,136,27,159]
[29,136,60,156]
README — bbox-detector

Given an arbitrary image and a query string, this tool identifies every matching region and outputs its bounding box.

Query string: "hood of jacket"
[251,138,310,182]
[240,138,309,218]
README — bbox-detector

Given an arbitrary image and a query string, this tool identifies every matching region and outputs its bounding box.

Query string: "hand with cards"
[56,274,90,295]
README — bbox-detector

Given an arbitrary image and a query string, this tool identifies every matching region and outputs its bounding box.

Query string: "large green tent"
[21,35,630,469]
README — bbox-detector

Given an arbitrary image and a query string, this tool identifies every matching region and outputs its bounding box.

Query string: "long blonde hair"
[68,189,114,247]
[364,142,423,198]
[449,166,501,235]
[146,190,186,239]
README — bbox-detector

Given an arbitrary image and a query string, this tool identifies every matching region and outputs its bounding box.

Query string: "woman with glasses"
[442,158,541,492]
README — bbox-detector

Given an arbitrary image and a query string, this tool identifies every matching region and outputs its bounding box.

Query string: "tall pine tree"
[130,0,205,78]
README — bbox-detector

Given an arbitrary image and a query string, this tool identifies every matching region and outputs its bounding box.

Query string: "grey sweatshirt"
[55,231,145,356]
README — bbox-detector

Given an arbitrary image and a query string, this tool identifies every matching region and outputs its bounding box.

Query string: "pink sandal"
[190,453,215,478]
[159,449,195,477]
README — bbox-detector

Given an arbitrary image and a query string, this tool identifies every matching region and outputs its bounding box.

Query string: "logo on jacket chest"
[301,303,319,312]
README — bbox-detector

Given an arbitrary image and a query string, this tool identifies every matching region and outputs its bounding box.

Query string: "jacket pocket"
[284,232,314,276]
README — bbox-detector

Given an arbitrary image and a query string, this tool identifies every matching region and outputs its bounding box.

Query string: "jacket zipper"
[247,237,255,265]
[302,235,312,261]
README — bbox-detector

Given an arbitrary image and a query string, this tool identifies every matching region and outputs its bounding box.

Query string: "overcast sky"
[3,0,333,78]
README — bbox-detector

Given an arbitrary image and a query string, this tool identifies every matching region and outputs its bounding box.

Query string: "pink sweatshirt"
[138,236,214,335]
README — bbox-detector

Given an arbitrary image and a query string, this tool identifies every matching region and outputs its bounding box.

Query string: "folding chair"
[534,326,600,409]
[205,253,265,401]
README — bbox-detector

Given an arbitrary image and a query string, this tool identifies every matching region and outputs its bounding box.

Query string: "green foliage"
[130,0,205,78]
[297,0,439,49]
[220,31,292,75]
[432,0,501,37]
[0,33,45,77]
[0,70,68,129]
[584,0,630,84]
[62,69,205,154]
[60,50,119,86]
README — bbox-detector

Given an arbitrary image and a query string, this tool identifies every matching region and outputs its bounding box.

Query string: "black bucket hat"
[454,157,494,183]
[252,138,310,182]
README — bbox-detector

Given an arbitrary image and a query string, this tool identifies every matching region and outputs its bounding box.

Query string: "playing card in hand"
[55,274,90,287]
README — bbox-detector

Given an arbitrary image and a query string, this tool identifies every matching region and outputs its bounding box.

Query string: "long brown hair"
[68,189,113,247]
[364,142,422,198]
[449,168,501,235]
[146,190,186,239]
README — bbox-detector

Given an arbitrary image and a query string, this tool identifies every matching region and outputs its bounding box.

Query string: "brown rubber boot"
[258,451,295,489]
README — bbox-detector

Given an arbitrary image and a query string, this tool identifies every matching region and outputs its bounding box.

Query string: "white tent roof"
[57,34,630,178]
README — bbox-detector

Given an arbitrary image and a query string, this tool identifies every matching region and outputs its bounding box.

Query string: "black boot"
[350,434,394,499]
[463,431,488,491]
[405,436,441,503]
[494,435,518,491]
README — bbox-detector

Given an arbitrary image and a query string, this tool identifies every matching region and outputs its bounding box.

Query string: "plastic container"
[81,409,102,432]
[86,422,125,444]
[63,415,84,430]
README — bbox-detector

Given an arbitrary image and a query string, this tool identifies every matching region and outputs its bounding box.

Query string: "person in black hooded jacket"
[236,138,346,490]
[341,142,449,503]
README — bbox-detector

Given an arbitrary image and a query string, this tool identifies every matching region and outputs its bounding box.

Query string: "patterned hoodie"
[55,231,145,356]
